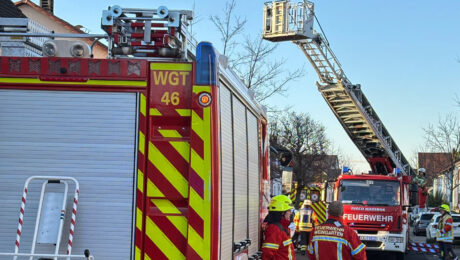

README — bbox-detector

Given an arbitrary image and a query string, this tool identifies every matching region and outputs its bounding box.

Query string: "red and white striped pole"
[67,188,79,255]
[13,186,28,260]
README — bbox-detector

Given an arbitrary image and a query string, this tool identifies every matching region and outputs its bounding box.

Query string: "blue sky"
[46,0,460,173]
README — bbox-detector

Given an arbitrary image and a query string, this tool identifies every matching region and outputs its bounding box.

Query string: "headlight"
[388,236,404,243]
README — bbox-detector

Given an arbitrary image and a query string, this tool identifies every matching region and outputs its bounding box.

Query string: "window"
[338,180,400,206]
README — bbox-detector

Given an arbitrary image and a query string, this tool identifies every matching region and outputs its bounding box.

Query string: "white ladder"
[0,176,94,260]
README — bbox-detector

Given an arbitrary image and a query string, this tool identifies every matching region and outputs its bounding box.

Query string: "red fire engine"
[262,1,416,258]
[0,5,269,260]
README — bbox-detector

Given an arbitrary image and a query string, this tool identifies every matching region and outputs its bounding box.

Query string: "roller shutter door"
[232,96,248,244]
[247,112,260,255]
[219,85,233,260]
[0,89,137,259]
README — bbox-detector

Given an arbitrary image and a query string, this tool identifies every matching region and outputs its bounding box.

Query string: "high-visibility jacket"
[262,219,296,260]
[294,211,300,232]
[436,213,454,243]
[307,216,367,260]
[299,207,315,232]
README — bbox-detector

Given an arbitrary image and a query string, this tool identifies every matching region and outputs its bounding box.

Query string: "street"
[295,227,460,260]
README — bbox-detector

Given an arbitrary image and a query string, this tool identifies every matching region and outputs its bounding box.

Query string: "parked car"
[409,207,423,226]
[426,213,460,243]
[413,212,435,236]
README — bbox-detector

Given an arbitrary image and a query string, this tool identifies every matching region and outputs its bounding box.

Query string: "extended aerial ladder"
[262,0,416,177]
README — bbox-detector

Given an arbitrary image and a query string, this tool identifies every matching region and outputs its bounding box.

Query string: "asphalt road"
[295,227,460,260]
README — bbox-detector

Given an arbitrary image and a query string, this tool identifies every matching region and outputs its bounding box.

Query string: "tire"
[395,252,406,260]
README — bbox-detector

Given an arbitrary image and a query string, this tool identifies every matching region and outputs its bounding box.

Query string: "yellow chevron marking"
[150,63,192,71]
[149,108,162,116]
[144,253,152,260]
[190,149,206,179]
[139,131,145,155]
[158,129,182,138]
[168,216,188,238]
[187,226,206,259]
[136,207,143,231]
[146,217,186,260]
[148,142,188,198]
[176,109,191,117]
[147,178,165,197]
[140,94,146,116]
[151,199,188,237]
[192,85,211,94]
[189,188,205,220]
[191,111,205,141]
[137,169,144,194]
[171,141,190,163]
[151,199,181,214]
[135,246,141,260]
[0,77,146,86]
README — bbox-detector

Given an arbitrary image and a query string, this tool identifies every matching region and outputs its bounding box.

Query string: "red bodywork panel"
[336,174,403,232]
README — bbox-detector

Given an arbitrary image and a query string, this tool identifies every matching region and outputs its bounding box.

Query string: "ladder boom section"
[262,0,415,176]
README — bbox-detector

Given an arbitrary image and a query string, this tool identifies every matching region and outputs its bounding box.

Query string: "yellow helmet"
[269,195,294,212]
[440,204,450,212]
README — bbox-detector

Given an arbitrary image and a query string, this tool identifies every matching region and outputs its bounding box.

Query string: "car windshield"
[338,179,400,206]
[421,214,434,220]
[453,216,460,222]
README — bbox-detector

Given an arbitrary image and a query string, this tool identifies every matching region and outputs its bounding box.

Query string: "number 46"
[161,91,180,106]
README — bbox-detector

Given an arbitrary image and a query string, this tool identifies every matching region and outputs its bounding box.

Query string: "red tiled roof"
[14,0,107,50]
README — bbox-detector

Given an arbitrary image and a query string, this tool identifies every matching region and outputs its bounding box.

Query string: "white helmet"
[418,168,426,173]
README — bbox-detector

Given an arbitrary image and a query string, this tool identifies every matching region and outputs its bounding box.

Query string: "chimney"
[40,0,54,13]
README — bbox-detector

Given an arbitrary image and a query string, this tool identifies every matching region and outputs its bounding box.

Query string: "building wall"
[17,5,107,58]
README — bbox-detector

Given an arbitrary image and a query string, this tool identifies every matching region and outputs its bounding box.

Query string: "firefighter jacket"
[294,211,300,232]
[436,213,454,243]
[307,216,367,260]
[299,207,315,232]
[262,218,296,260]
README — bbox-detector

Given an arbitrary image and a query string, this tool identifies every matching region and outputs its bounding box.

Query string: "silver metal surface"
[247,111,260,255]
[0,32,107,38]
[0,90,137,259]
[233,95,248,243]
[219,85,234,260]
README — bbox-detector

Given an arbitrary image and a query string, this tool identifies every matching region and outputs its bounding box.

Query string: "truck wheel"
[395,252,406,260]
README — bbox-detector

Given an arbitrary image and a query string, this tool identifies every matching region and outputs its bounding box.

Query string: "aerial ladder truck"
[263,1,417,258]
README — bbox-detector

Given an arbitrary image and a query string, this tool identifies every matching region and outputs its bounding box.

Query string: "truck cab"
[334,174,411,256]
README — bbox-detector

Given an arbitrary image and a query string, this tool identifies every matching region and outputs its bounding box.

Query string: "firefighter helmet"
[440,204,450,212]
[418,168,426,173]
[302,199,312,207]
[269,195,294,212]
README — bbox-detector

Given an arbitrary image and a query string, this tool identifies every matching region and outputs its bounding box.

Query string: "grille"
[362,241,382,248]
[128,61,141,76]
[29,59,41,73]
[108,61,120,75]
[88,61,100,75]
[68,60,81,74]
[9,59,21,73]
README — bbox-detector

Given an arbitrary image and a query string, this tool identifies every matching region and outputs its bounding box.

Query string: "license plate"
[359,235,377,241]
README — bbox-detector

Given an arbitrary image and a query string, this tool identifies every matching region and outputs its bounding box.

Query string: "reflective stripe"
[283,239,292,246]
[314,241,319,260]
[337,244,342,260]
[352,243,366,255]
[262,243,279,249]
[307,243,314,254]
[312,236,350,247]
[445,222,453,226]
[289,246,293,260]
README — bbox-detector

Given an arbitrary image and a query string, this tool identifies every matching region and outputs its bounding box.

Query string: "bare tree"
[209,0,246,56]
[269,111,331,201]
[423,113,460,203]
[233,36,305,103]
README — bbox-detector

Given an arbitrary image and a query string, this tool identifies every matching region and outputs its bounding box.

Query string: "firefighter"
[414,168,428,208]
[262,194,296,260]
[436,204,458,260]
[307,201,367,260]
[292,209,300,249]
[298,199,315,255]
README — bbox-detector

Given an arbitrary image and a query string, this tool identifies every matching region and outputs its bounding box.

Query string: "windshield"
[338,179,400,206]
[421,214,434,220]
